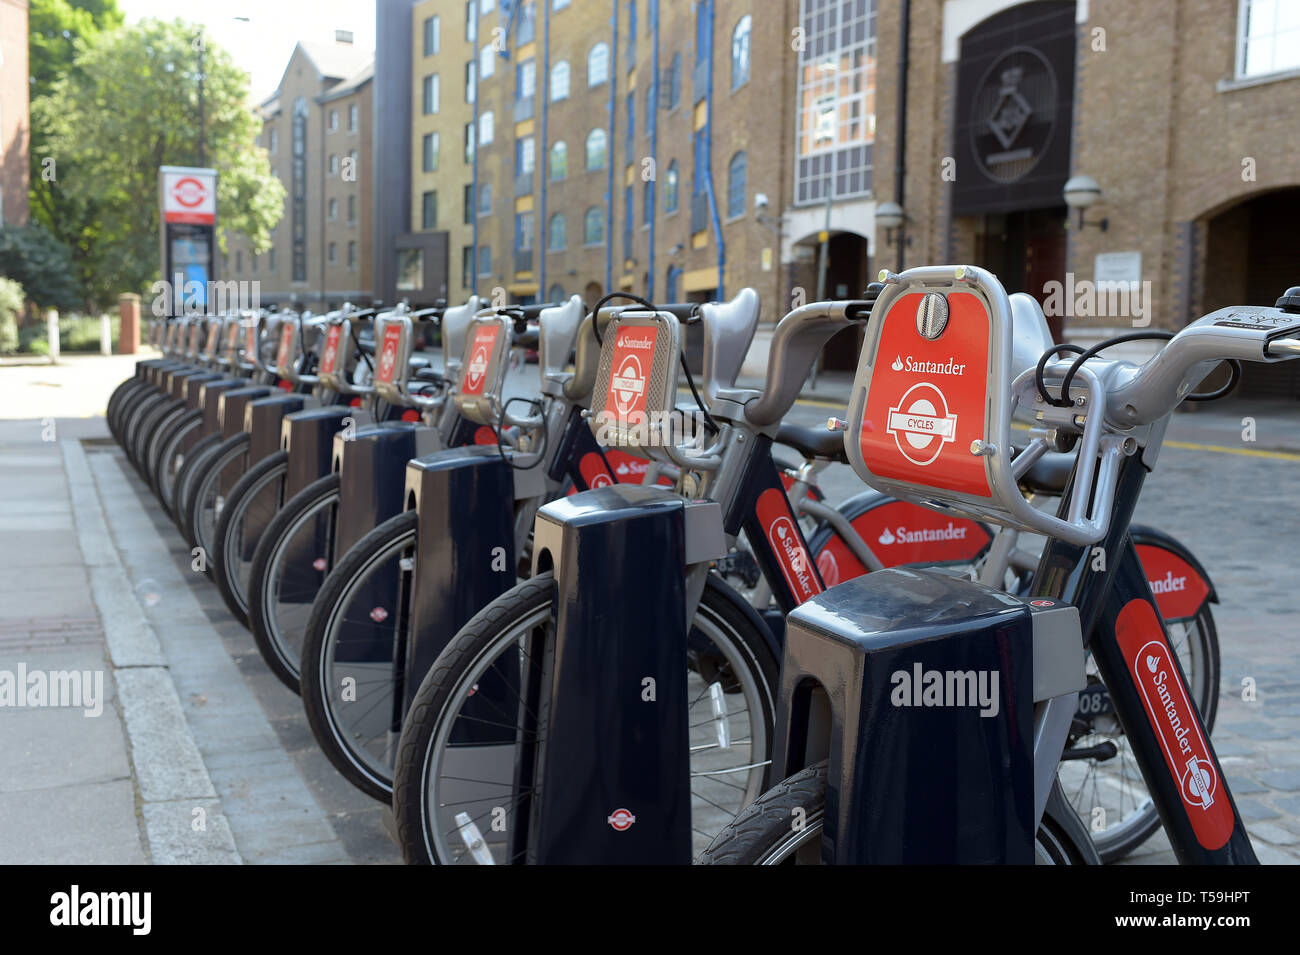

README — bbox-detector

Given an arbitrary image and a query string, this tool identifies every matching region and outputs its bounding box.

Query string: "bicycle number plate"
[319,324,344,377]
[454,315,512,425]
[589,311,681,451]
[375,322,404,385]
[276,321,297,376]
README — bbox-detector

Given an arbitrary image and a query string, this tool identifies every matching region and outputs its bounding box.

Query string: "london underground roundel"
[860,291,993,498]
[461,325,500,396]
[605,325,658,420]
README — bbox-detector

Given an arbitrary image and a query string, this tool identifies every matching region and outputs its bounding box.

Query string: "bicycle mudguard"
[806,489,994,587]
[1130,524,1218,623]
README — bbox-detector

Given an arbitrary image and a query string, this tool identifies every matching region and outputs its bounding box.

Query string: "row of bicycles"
[106,267,1300,864]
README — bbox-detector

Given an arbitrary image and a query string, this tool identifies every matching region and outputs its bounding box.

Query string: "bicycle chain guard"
[588,308,682,453]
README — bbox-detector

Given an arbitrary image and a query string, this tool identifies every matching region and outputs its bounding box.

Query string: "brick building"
[881,0,1300,394]
[0,0,30,228]
[388,0,1298,388]
[225,34,374,309]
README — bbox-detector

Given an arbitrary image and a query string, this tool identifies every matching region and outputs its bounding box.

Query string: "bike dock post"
[400,446,519,714]
[774,567,1042,863]
[332,422,437,557]
[279,406,354,498]
[521,484,725,865]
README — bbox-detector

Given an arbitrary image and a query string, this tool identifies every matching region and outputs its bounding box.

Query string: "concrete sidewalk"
[0,359,399,863]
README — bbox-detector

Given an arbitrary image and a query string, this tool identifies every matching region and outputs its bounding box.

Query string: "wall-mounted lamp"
[1063,175,1109,232]
[876,201,912,247]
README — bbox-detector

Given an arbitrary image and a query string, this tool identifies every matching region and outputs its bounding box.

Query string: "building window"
[794,0,876,205]
[727,151,747,219]
[329,154,339,176]
[350,150,358,171]
[463,245,475,288]
[588,43,610,86]
[466,61,476,103]
[550,141,567,180]
[585,128,607,170]
[1237,0,1300,78]
[665,160,679,213]
[348,104,358,133]
[517,58,536,100]
[517,1,536,45]
[464,122,475,162]
[422,191,437,229]
[348,242,357,269]
[517,136,536,176]
[423,74,440,114]
[548,213,566,251]
[731,15,752,90]
[269,128,279,154]
[516,210,534,253]
[645,84,653,134]
[348,194,356,224]
[548,283,566,302]
[466,1,477,43]
[423,131,440,172]
[667,52,681,109]
[327,243,335,265]
[626,92,635,149]
[329,109,338,131]
[478,182,493,216]
[464,184,474,224]
[643,179,653,226]
[626,2,637,65]
[481,0,495,14]
[478,245,492,276]
[424,15,441,56]
[554,0,569,9]
[551,61,570,101]
[479,110,495,146]
[328,198,338,220]
[480,44,495,79]
[583,207,604,245]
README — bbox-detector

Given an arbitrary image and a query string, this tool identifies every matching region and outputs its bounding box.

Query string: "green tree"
[28,1,124,253]
[32,18,284,308]
[0,223,83,311]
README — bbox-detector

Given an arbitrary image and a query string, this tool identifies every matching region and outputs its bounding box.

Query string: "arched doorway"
[790,230,871,372]
[1202,187,1300,398]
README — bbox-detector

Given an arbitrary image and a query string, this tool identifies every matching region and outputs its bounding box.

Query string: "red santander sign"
[161,167,217,225]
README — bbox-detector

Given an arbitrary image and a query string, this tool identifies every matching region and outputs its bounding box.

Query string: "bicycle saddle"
[776,421,847,463]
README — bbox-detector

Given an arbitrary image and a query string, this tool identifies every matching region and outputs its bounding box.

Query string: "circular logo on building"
[969,46,1058,184]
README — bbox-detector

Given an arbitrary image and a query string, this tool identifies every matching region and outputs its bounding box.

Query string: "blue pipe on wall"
[647,0,659,300]
[605,1,618,294]
[701,0,724,297]
[539,0,550,299]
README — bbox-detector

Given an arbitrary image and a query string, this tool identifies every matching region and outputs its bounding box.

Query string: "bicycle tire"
[152,409,203,506]
[144,405,191,491]
[300,509,419,801]
[170,432,223,529]
[212,450,288,627]
[699,762,1096,865]
[247,473,341,693]
[392,570,779,864]
[180,432,249,551]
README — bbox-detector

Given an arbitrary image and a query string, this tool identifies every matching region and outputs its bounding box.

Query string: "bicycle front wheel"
[247,473,340,693]
[391,571,778,864]
[213,450,288,627]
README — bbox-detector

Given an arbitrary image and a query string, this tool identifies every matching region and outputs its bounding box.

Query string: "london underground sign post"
[158,166,219,317]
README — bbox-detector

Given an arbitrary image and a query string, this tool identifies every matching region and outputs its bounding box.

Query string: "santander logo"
[891,355,969,376]
[1149,571,1187,595]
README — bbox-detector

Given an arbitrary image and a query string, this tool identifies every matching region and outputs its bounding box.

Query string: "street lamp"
[1064,175,1108,231]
